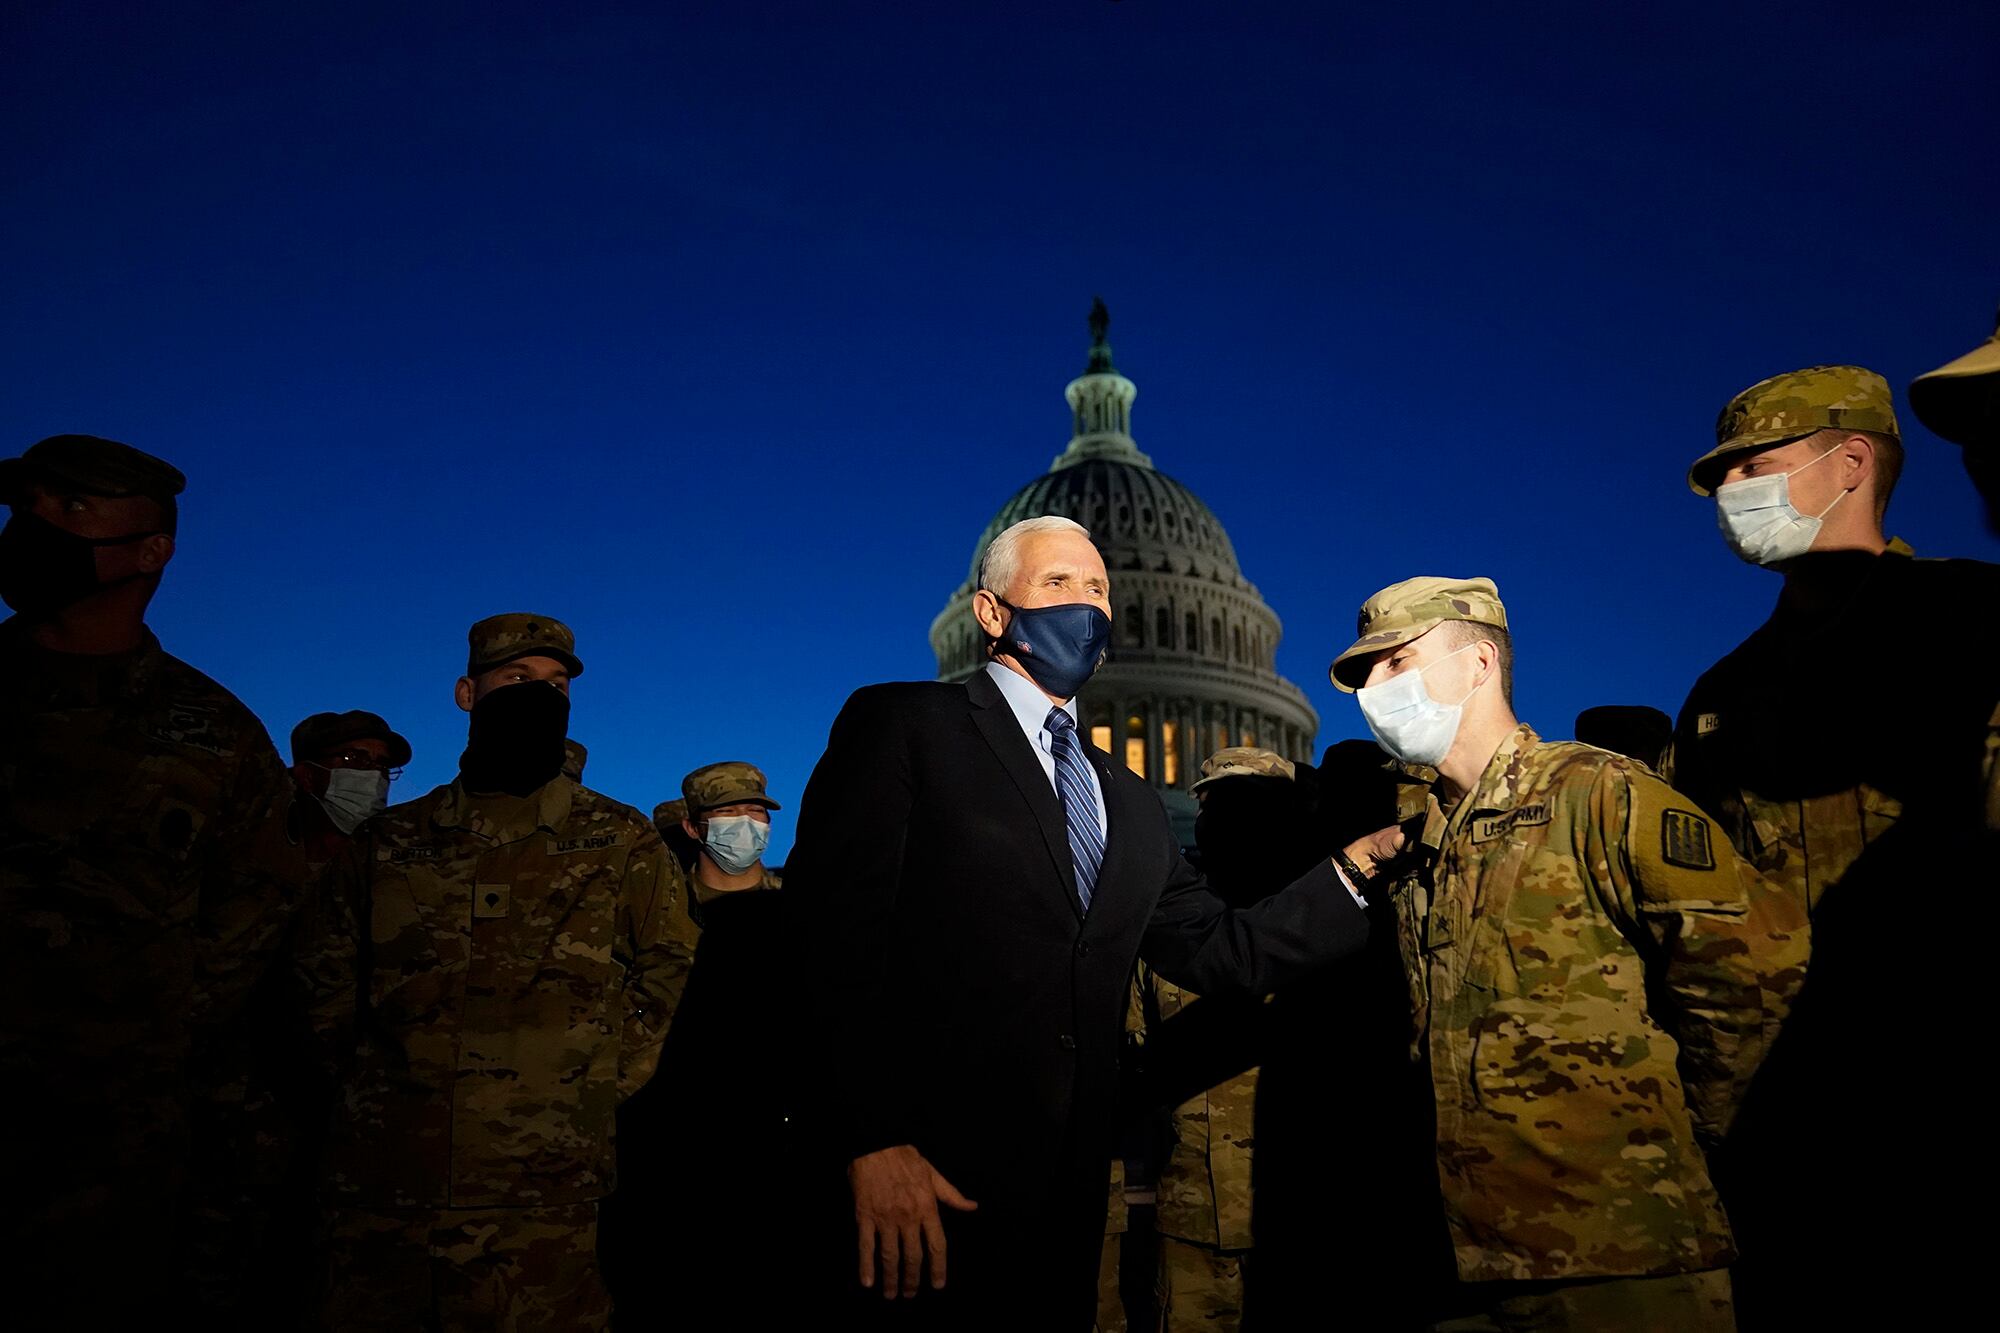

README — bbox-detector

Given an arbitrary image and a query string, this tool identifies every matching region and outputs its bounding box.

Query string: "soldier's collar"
[2,621,164,705]
[1436,724,1541,843]
[434,774,575,842]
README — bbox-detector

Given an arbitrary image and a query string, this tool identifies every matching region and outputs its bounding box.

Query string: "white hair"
[978,515,1092,600]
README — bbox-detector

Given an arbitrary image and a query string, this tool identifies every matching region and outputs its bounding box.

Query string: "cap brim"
[384,731,414,768]
[1190,770,1286,793]
[1685,431,1819,496]
[690,792,782,811]
[1329,625,1425,692]
[468,648,585,677]
[1915,337,2000,385]
[1910,342,2000,448]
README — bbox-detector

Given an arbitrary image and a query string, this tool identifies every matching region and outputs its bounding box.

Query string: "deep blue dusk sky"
[5,2,1995,859]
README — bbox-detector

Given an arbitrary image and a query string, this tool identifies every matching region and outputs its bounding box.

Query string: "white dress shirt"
[983,660,1108,836]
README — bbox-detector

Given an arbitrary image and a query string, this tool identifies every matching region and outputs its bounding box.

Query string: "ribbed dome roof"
[961,456,1246,589]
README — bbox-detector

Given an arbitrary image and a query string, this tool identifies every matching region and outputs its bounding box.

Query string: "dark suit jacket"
[785,670,1370,1319]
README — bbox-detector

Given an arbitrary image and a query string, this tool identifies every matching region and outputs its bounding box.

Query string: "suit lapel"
[965,671,1082,919]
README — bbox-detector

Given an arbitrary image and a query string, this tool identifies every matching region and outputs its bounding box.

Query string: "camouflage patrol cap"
[1330,576,1507,693]
[652,797,689,831]
[465,612,584,677]
[0,434,186,532]
[682,761,781,812]
[290,710,413,768]
[1688,365,1900,495]
[1909,302,2000,449]
[1190,746,1296,794]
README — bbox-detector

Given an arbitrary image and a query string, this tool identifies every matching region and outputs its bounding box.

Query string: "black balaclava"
[460,680,570,796]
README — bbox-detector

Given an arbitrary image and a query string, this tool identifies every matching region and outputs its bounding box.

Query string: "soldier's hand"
[1344,823,1408,876]
[849,1144,978,1299]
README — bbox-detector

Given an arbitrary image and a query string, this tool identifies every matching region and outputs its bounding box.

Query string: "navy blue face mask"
[994,599,1111,700]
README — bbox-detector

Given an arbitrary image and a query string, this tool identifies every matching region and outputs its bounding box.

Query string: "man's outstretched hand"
[1345,823,1408,876]
[849,1144,979,1299]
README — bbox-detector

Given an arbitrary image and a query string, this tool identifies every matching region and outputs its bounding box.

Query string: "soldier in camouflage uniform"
[0,435,310,1322]
[1667,367,2000,1324]
[171,710,420,1321]
[1331,577,1810,1331]
[1101,748,1332,1332]
[651,795,699,872]
[562,737,588,782]
[607,762,798,1328]
[678,760,785,902]
[292,709,413,867]
[1911,306,2000,831]
[1911,300,2000,537]
[307,613,700,1330]
[1149,749,1296,1331]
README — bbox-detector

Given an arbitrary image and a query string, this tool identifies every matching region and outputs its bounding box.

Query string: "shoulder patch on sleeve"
[1661,808,1716,870]
[1695,712,1721,736]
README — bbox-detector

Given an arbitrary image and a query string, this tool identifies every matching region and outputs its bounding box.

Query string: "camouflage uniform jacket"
[1390,725,1808,1282]
[0,622,307,1204]
[315,774,699,1208]
[1986,701,1999,834]
[1664,541,2000,914]
[1144,967,1257,1252]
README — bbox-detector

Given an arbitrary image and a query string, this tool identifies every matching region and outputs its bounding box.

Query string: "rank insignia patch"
[1661,809,1716,870]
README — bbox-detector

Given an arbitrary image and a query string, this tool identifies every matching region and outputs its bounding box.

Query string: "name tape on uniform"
[1472,803,1551,843]
[548,832,624,855]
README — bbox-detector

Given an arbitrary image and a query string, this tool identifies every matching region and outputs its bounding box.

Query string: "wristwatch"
[1332,848,1376,896]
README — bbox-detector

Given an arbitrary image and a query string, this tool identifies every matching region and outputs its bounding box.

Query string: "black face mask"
[0,510,161,619]
[459,680,571,796]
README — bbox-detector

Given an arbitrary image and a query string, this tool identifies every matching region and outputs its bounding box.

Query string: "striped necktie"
[1045,707,1104,912]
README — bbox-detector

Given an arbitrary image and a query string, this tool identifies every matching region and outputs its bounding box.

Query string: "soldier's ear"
[137,532,174,573]
[454,676,476,712]
[1835,433,1874,490]
[1470,640,1502,694]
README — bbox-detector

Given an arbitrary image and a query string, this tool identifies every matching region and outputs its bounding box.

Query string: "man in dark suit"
[786,515,1402,1330]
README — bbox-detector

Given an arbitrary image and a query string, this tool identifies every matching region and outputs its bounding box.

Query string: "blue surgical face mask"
[1714,442,1848,566]
[315,766,390,835]
[1354,641,1482,768]
[994,599,1111,700]
[703,814,771,875]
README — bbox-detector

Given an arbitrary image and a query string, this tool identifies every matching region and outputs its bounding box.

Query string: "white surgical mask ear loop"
[1789,440,1850,513]
[1421,640,1484,708]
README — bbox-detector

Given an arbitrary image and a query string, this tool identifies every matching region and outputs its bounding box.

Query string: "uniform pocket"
[1459,840,1531,994]
[366,873,455,1022]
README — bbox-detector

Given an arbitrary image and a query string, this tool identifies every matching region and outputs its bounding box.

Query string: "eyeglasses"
[312,753,405,781]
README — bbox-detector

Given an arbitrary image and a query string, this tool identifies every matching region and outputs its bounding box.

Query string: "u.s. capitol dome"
[930,301,1318,840]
